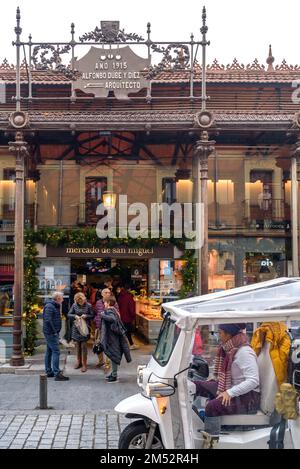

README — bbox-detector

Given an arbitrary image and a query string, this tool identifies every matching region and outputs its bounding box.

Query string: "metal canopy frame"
[13,7,210,109]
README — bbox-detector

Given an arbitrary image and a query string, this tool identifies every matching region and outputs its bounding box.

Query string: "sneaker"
[46,372,55,378]
[55,373,69,382]
[106,375,119,383]
[129,344,139,350]
[105,374,112,380]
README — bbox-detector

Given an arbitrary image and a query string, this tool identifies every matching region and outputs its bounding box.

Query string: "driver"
[195,323,260,433]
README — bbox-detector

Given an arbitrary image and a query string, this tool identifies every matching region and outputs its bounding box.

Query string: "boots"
[81,343,88,373]
[74,343,82,369]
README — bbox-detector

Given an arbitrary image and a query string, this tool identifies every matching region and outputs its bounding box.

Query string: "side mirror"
[189,357,209,380]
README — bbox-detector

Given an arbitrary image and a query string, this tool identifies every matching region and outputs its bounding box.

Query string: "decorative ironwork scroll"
[32,44,79,80]
[79,21,144,43]
[146,44,190,80]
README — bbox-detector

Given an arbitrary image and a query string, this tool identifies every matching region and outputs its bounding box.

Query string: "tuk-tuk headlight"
[137,365,146,388]
[145,382,175,398]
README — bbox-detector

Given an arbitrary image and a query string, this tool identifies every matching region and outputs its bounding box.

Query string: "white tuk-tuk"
[115,278,300,449]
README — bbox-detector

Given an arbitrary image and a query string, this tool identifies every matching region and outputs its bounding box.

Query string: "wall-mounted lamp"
[102,191,117,209]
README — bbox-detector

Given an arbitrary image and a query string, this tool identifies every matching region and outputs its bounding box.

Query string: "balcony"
[0,198,35,232]
[208,199,291,233]
[244,198,288,220]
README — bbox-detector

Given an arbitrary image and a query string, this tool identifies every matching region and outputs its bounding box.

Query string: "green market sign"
[47,245,174,259]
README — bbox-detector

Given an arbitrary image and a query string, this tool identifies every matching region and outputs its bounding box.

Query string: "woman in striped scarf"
[195,323,260,435]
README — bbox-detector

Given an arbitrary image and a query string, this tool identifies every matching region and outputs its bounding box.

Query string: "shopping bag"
[75,317,89,337]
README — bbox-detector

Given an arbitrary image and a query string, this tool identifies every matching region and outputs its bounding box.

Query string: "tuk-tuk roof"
[162,278,300,329]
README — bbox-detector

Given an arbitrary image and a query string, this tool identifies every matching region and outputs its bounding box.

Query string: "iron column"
[195,131,215,294]
[194,7,215,295]
[9,131,28,366]
[293,140,300,276]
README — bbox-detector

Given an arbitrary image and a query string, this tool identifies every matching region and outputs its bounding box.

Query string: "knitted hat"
[218,323,246,336]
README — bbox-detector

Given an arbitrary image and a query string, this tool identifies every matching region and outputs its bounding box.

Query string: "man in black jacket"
[43,291,69,381]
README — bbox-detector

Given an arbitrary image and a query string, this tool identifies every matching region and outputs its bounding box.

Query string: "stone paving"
[0,412,130,449]
[0,340,152,449]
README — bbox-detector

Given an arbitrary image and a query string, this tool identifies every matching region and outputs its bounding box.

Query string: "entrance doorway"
[70,257,148,300]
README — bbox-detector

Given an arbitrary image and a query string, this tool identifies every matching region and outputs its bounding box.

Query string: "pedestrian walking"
[100,296,132,383]
[117,284,138,350]
[68,292,94,373]
[94,288,120,369]
[43,291,69,381]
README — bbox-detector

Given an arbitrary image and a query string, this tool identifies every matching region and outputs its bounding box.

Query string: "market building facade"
[1,9,300,361]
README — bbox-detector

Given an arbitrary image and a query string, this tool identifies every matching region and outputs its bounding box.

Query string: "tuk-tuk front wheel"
[119,420,164,449]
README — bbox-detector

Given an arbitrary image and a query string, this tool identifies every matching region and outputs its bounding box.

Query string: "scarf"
[73,302,89,316]
[214,332,249,394]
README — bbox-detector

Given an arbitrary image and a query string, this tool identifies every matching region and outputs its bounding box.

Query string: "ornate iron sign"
[12,11,211,105]
[73,46,150,99]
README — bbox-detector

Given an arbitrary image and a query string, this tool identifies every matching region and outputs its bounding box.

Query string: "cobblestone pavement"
[0,412,130,449]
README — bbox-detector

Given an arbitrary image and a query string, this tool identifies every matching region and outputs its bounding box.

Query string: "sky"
[0,0,299,67]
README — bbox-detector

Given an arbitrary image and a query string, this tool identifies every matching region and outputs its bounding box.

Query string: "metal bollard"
[39,374,48,410]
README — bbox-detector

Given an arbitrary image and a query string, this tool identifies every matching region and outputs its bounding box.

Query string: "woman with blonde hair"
[68,292,94,372]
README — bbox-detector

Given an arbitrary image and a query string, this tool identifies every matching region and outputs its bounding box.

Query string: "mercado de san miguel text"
[1,8,300,363]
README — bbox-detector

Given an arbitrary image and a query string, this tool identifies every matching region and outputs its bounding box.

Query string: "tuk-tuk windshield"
[153,317,181,367]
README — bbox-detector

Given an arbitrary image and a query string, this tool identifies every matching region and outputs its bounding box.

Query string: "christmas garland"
[180,249,197,299]
[23,234,40,355]
[29,227,187,250]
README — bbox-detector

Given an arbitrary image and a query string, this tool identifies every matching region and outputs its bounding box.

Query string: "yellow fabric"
[251,322,291,386]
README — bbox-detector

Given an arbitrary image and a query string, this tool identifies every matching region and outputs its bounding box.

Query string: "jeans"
[45,334,61,376]
[111,361,118,378]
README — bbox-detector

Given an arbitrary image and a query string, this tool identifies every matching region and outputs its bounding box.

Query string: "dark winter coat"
[68,302,94,342]
[94,299,120,329]
[100,307,132,366]
[43,299,62,336]
[117,290,136,324]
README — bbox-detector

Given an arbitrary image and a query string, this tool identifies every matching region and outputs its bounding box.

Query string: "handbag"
[92,342,104,355]
[93,328,104,354]
[75,317,89,337]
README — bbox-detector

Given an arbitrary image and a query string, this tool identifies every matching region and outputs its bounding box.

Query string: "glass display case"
[148,259,185,302]
[135,298,163,343]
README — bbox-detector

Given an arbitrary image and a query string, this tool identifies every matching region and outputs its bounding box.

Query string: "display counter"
[135,298,163,343]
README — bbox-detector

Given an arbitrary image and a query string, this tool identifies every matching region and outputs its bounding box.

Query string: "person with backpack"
[100,296,132,383]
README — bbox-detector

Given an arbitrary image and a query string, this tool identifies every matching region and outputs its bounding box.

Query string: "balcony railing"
[243,198,289,221]
[33,199,292,232]
[0,198,35,231]
[208,199,291,231]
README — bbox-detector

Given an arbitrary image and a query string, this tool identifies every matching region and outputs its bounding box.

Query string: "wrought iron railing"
[208,199,291,231]
[0,198,35,231]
